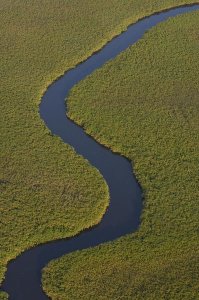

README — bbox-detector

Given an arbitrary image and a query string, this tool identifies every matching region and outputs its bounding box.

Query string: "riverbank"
[43,9,199,300]
[1,1,199,299]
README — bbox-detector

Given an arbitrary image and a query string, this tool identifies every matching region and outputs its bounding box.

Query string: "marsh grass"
[0,292,8,300]
[43,10,199,300]
[1,0,198,294]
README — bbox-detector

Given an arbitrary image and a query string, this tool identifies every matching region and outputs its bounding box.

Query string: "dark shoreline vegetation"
[0,1,199,299]
[43,10,199,300]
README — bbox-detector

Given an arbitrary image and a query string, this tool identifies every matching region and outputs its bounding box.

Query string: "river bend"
[1,4,199,299]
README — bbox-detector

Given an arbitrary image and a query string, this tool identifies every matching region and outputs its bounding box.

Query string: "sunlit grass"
[43,10,199,299]
[0,291,8,300]
[1,0,198,292]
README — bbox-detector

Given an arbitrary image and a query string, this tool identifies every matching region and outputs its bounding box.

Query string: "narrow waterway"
[1,4,199,299]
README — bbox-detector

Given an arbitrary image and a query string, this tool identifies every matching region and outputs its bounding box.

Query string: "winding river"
[1,4,199,300]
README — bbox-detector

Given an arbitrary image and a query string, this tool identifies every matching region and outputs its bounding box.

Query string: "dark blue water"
[1,4,199,299]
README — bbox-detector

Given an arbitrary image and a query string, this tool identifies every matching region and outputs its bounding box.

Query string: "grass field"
[1,0,198,298]
[42,10,199,299]
[0,292,8,300]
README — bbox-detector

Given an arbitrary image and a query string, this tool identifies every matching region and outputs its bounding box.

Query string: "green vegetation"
[43,10,199,299]
[0,292,8,300]
[0,0,198,291]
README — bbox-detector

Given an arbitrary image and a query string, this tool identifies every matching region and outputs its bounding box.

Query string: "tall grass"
[1,0,198,297]
[43,10,199,299]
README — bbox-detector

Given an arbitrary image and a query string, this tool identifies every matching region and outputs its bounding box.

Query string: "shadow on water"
[1,4,199,299]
